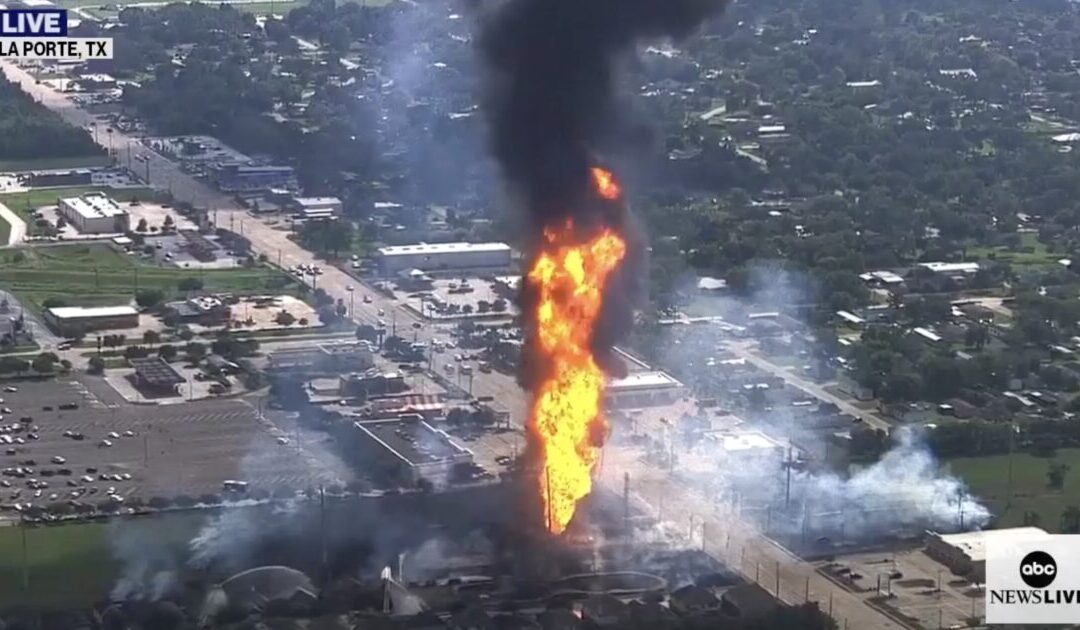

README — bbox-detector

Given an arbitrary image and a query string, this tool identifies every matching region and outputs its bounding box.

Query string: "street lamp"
[346,285,355,320]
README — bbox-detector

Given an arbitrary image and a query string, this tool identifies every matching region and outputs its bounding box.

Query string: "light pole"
[346,285,355,320]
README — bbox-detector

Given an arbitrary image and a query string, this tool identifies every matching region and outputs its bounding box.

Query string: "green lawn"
[967,232,1059,267]
[0,522,116,610]
[235,0,308,13]
[0,155,111,173]
[947,448,1080,532]
[0,187,159,238]
[0,243,300,311]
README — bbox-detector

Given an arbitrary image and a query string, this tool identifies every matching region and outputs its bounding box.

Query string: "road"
[724,340,890,432]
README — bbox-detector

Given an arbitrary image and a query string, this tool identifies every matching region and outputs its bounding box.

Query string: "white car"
[98,439,113,448]
[107,432,120,439]
[3,386,16,392]
[51,456,66,465]
[363,295,372,303]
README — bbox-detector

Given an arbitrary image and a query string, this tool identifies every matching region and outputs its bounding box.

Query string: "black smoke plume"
[478,0,729,387]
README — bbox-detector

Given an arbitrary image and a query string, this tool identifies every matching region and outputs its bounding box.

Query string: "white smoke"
[107,518,181,602]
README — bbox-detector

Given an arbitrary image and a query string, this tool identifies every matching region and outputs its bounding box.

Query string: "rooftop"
[60,193,127,220]
[931,527,1050,563]
[47,305,138,319]
[709,430,785,453]
[355,418,470,466]
[130,356,186,386]
[919,261,980,274]
[293,196,341,207]
[377,242,512,257]
[608,371,684,392]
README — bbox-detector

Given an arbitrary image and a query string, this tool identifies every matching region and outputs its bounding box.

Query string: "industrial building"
[165,296,230,325]
[351,416,474,488]
[267,340,375,372]
[26,168,93,188]
[291,196,342,220]
[376,242,512,275]
[606,371,687,409]
[44,305,139,335]
[57,193,130,234]
[210,163,298,193]
[925,527,1051,582]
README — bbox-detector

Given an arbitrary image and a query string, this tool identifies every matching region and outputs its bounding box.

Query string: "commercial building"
[706,430,786,469]
[376,242,512,275]
[351,417,473,488]
[44,305,139,335]
[918,262,980,275]
[77,73,117,90]
[58,193,130,234]
[210,163,298,193]
[27,169,93,188]
[925,527,1050,583]
[267,340,374,372]
[165,296,230,325]
[606,371,687,409]
[130,357,186,395]
[291,196,342,221]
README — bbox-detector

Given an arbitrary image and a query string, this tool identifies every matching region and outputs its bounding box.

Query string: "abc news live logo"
[0,9,111,60]
[987,536,1080,624]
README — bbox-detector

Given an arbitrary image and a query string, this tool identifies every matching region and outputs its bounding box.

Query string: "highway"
[4,64,901,628]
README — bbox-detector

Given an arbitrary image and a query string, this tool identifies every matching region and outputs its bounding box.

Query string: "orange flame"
[591,167,621,201]
[527,169,627,535]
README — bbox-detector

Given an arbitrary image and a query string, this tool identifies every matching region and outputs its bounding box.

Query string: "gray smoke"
[648,267,990,540]
[108,519,181,602]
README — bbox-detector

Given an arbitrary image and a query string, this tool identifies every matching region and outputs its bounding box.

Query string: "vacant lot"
[0,243,299,311]
[947,448,1080,531]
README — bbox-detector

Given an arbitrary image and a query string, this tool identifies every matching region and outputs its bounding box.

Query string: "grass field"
[967,232,1059,267]
[947,447,1080,532]
[0,513,210,611]
[0,522,116,609]
[0,243,299,311]
[0,155,111,173]
[0,186,158,213]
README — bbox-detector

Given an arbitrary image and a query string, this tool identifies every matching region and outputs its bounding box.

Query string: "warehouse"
[291,196,342,220]
[267,340,374,372]
[58,193,130,234]
[376,242,512,275]
[44,305,139,335]
[351,416,473,488]
[606,371,687,409]
[925,527,1050,582]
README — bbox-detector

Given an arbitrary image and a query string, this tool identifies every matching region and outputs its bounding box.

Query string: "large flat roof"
[293,197,341,207]
[47,305,138,320]
[60,193,126,220]
[377,242,511,257]
[355,418,469,465]
[932,527,1050,563]
[709,430,785,453]
[608,371,684,392]
[130,357,185,386]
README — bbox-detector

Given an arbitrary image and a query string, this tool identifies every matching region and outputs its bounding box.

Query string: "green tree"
[136,289,165,309]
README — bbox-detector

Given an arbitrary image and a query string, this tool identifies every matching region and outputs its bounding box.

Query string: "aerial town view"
[1,0,1080,627]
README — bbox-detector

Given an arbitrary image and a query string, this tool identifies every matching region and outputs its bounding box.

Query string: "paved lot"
[827,549,983,629]
[0,379,348,519]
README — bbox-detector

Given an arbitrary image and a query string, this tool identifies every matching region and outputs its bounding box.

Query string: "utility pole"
[319,486,328,583]
[784,446,794,509]
[20,514,28,591]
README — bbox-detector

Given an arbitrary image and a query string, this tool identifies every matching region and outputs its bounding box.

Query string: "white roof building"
[606,371,686,409]
[860,270,906,285]
[846,80,881,88]
[919,261,981,275]
[60,194,126,221]
[376,242,512,274]
[47,306,138,319]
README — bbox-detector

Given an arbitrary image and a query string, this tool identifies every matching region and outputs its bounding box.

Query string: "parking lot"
[821,549,983,628]
[397,277,516,321]
[0,379,348,519]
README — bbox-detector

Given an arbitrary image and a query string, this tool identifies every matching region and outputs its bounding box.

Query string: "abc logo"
[1020,551,1057,588]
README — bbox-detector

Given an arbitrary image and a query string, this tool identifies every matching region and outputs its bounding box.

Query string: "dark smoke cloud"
[478,0,729,224]
[478,0,729,389]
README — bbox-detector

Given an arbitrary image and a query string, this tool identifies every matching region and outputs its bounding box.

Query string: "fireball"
[526,168,627,534]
